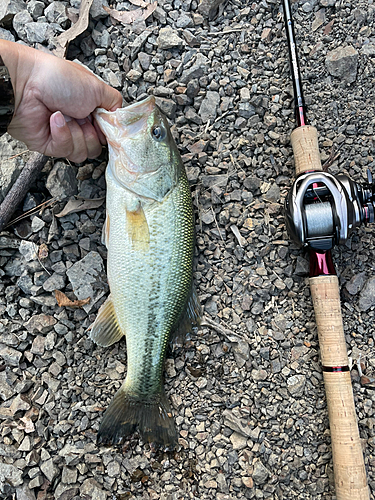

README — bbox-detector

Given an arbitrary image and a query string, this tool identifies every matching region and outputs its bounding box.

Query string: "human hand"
[0,40,122,163]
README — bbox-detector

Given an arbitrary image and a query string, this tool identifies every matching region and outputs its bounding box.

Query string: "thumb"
[47,111,74,158]
[98,84,123,112]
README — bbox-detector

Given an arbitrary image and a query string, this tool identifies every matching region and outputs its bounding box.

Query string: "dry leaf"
[55,290,91,309]
[103,2,157,25]
[38,243,49,260]
[55,197,104,218]
[54,0,94,58]
[324,19,334,35]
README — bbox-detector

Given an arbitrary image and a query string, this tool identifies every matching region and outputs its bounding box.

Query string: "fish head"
[94,97,182,202]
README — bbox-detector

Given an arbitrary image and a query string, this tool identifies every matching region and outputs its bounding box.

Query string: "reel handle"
[291,125,323,175]
[310,276,369,499]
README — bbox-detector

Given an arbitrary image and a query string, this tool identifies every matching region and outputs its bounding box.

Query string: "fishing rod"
[282,0,373,498]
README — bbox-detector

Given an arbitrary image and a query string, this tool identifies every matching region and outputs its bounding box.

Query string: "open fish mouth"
[94,96,157,138]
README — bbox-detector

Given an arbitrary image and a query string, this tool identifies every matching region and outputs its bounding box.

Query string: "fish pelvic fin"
[171,285,202,345]
[97,386,177,449]
[89,295,124,347]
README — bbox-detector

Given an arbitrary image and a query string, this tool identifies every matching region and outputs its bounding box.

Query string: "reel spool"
[285,170,375,250]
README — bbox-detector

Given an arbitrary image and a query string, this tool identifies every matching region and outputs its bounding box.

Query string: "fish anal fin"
[89,295,124,347]
[97,386,177,449]
[126,206,150,251]
[171,285,202,345]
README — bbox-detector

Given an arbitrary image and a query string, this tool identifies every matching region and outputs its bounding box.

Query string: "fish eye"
[152,126,166,141]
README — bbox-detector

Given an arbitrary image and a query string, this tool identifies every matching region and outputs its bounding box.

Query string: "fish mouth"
[94,96,156,137]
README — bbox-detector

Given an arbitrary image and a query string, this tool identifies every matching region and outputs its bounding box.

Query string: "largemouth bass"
[91,96,200,448]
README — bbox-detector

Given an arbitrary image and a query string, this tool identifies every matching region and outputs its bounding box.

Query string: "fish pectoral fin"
[126,205,150,251]
[89,295,124,347]
[101,213,110,248]
[171,285,202,345]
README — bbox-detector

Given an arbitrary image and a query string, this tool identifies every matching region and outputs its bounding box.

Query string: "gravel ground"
[1,0,375,499]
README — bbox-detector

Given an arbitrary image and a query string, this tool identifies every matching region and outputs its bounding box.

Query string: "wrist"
[0,40,36,113]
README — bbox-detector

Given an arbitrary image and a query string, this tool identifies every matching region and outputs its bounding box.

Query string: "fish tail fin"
[97,385,177,448]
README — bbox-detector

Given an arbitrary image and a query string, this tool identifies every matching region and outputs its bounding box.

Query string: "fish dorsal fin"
[171,286,202,345]
[89,295,124,347]
[126,205,150,251]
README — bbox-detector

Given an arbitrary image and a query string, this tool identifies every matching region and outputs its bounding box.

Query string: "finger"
[77,118,103,159]
[98,83,123,112]
[47,111,74,159]
[64,117,88,163]
[93,118,107,145]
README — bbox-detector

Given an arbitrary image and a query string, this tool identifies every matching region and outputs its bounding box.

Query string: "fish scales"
[91,96,200,447]
[106,167,194,394]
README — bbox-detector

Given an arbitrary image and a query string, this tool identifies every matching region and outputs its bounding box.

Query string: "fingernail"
[64,115,72,123]
[54,112,66,128]
[76,118,87,125]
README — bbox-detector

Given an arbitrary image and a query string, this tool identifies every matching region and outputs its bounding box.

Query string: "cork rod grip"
[310,275,369,500]
[291,125,323,175]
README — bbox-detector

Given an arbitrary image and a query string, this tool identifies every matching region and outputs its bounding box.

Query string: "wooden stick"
[0,152,48,232]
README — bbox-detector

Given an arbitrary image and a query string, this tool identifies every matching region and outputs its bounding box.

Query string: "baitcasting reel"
[285,169,375,250]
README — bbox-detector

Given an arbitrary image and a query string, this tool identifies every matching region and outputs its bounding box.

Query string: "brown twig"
[0,153,48,232]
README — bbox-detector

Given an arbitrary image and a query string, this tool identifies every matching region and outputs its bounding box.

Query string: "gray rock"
[44,1,68,24]
[252,460,269,485]
[238,102,255,119]
[26,0,44,19]
[92,24,111,48]
[0,346,22,366]
[102,69,122,88]
[17,273,34,295]
[346,272,366,295]
[263,183,280,202]
[180,64,204,85]
[0,0,26,24]
[40,458,58,482]
[326,45,358,84]
[176,13,193,28]
[25,314,57,334]
[25,22,54,44]
[15,482,37,500]
[0,371,17,401]
[42,273,66,292]
[294,256,309,275]
[202,174,228,189]
[12,9,32,40]
[223,408,252,437]
[19,241,38,262]
[0,463,23,487]
[198,0,225,19]
[0,137,24,203]
[61,466,78,484]
[0,26,15,41]
[80,478,106,500]
[199,91,220,123]
[66,251,105,313]
[154,98,176,119]
[46,162,78,201]
[358,277,375,311]
[31,216,45,233]
[362,43,375,56]
[90,0,109,19]
[157,27,184,50]
[287,374,306,397]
